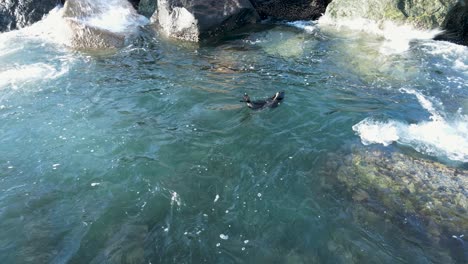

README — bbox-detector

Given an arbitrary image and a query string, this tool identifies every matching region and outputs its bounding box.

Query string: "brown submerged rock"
[327,146,468,236]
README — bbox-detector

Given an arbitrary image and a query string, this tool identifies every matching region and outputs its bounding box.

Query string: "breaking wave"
[353,88,468,162]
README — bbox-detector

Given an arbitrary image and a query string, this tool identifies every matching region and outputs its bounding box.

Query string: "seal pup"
[240,91,285,110]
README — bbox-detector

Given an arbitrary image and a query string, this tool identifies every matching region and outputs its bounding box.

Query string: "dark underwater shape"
[240,91,285,109]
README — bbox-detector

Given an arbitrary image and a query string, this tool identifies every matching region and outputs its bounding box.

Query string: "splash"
[353,89,468,162]
[422,41,468,76]
[318,15,441,54]
[0,63,69,89]
[286,21,317,33]
[80,6,148,34]
[0,7,73,46]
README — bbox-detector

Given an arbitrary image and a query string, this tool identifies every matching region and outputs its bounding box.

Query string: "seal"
[240,91,285,110]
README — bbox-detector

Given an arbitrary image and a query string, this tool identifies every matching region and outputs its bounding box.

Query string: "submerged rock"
[327,146,467,236]
[250,0,331,21]
[324,0,467,45]
[153,0,259,42]
[0,0,64,32]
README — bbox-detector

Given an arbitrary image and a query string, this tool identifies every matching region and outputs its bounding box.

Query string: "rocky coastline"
[1,0,466,46]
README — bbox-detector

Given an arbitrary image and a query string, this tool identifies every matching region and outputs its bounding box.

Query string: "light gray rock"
[62,0,146,50]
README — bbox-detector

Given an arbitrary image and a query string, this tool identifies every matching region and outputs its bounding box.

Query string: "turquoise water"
[0,11,467,264]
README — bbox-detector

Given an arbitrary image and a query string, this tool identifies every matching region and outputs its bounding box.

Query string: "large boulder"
[154,0,260,42]
[249,0,331,21]
[62,0,147,49]
[0,0,64,32]
[324,0,467,45]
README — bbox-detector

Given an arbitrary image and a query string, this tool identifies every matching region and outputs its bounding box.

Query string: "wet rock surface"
[154,0,259,42]
[62,0,144,50]
[434,1,468,46]
[250,0,330,21]
[324,0,467,46]
[0,0,63,32]
[325,146,468,238]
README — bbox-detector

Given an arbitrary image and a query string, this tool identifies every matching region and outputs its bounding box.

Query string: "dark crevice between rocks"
[434,2,468,46]
[128,0,141,9]
[249,0,332,21]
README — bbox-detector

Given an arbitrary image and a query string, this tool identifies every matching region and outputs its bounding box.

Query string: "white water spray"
[318,15,441,54]
[353,89,468,162]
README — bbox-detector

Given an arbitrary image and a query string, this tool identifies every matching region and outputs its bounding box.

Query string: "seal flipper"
[241,91,284,110]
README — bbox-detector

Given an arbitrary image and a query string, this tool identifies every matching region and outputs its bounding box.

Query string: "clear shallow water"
[0,8,467,264]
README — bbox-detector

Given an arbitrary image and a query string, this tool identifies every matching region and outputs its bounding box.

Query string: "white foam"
[422,41,468,75]
[287,21,317,33]
[17,7,73,46]
[353,89,468,162]
[0,63,68,89]
[0,1,149,48]
[353,119,400,146]
[318,15,441,54]
[81,6,149,34]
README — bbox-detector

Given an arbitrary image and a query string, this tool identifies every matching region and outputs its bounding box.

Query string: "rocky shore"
[1,0,466,45]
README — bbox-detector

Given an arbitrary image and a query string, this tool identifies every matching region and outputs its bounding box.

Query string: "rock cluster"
[0,0,466,45]
[154,0,259,42]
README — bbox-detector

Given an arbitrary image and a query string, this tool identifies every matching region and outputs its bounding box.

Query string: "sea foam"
[0,63,68,89]
[353,89,468,162]
[318,15,441,54]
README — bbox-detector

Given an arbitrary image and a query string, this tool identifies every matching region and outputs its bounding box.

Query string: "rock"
[325,0,459,28]
[0,0,64,32]
[62,0,147,49]
[128,0,141,9]
[324,0,467,45]
[328,146,468,236]
[138,0,157,18]
[153,0,259,42]
[250,0,331,21]
[65,19,127,50]
[434,1,468,46]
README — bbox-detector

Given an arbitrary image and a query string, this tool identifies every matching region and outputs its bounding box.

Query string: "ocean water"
[0,4,467,264]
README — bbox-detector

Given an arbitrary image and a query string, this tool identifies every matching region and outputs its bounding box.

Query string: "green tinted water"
[0,22,467,263]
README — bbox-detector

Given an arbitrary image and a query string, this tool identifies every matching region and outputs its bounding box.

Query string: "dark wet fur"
[240,91,284,110]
